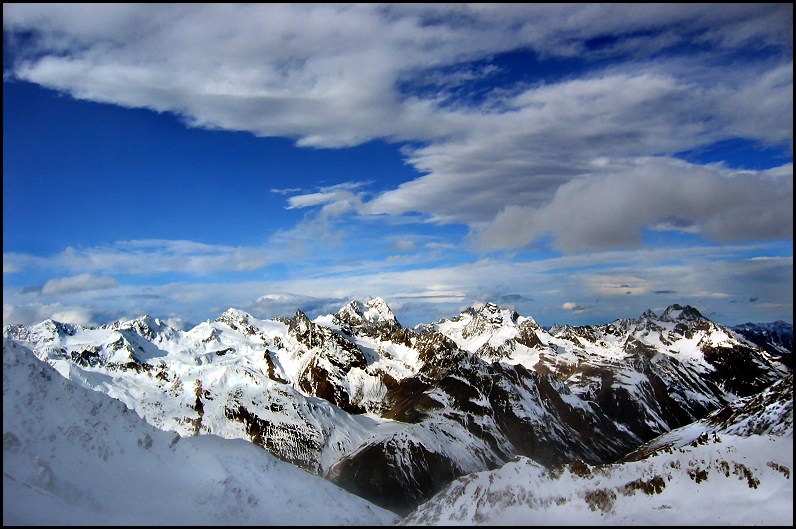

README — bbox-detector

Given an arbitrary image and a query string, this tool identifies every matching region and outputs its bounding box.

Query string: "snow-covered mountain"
[402,374,793,525]
[3,298,789,516]
[330,302,785,512]
[732,321,793,369]
[2,339,399,525]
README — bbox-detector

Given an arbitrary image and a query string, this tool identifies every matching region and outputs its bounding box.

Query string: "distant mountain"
[2,339,399,525]
[402,375,793,525]
[732,321,793,368]
[3,299,789,516]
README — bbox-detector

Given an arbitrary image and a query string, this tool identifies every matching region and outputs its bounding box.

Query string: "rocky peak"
[733,321,793,340]
[518,314,541,331]
[732,321,793,360]
[461,302,519,339]
[364,297,398,324]
[661,304,706,323]
[2,324,29,342]
[218,307,254,323]
[515,319,544,348]
[216,308,258,334]
[336,297,398,328]
[604,318,634,335]
[29,319,80,342]
[116,315,178,342]
[476,302,519,325]
[639,309,658,320]
[289,309,314,337]
[336,300,368,326]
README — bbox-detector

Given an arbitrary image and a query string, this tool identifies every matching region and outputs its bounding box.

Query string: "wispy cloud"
[41,273,118,295]
[285,182,370,217]
[245,292,348,320]
[4,239,275,276]
[3,242,791,328]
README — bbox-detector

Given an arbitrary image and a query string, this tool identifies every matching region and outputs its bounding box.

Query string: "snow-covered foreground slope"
[403,375,793,526]
[2,339,399,525]
[403,435,792,525]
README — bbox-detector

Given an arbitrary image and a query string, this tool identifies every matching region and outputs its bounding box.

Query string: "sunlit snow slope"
[2,339,399,526]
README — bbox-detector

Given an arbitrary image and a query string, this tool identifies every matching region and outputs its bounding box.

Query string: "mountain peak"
[109,314,162,330]
[661,304,705,323]
[218,307,254,323]
[363,297,397,324]
[640,309,658,320]
[30,318,80,340]
[336,297,397,326]
[474,302,519,325]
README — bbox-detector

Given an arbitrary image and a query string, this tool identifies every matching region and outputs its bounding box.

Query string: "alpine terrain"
[3,298,792,524]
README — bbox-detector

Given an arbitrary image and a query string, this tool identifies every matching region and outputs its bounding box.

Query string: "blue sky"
[3,4,793,329]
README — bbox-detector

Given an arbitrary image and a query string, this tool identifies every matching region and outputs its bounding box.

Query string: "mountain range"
[3,298,792,523]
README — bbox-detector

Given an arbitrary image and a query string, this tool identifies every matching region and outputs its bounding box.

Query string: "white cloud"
[369,68,792,236]
[3,302,98,327]
[4,239,277,276]
[41,273,118,296]
[4,4,792,255]
[2,5,792,327]
[475,158,793,252]
[562,302,589,313]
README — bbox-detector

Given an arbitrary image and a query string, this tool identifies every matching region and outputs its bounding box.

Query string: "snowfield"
[2,339,399,526]
[403,435,792,526]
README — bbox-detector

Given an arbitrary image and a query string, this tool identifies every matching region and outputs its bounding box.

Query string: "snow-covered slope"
[2,339,399,525]
[403,375,793,526]
[3,309,401,474]
[402,435,792,525]
[3,299,788,515]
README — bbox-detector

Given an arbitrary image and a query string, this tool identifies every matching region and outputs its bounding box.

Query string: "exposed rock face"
[3,300,788,515]
[289,310,368,413]
[621,373,793,462]
[401,373,794,525]
[732,321,793,370]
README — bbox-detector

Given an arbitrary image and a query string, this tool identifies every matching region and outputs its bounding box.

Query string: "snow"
[3,299,790,525]
[404,370,793,526]
[3,339,399,525]
[364,297,398,324]
[404,435,793,526]
[4,311,411,475]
